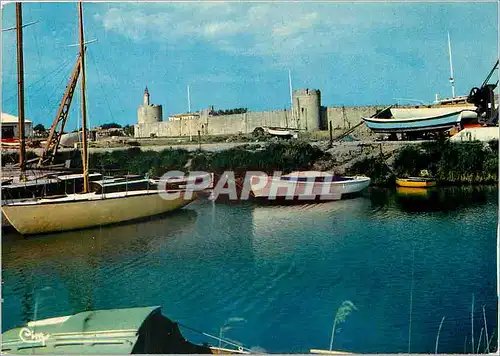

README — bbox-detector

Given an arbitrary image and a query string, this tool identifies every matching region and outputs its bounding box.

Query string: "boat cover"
[1,306,213,354]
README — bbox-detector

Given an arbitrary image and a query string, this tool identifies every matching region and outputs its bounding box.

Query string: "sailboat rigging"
[78,1,89,193]
[2,2,196,235]
[447,31,456,99]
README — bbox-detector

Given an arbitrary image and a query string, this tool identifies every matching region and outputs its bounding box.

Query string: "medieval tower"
[292,88,321,130]
[137,86,163,124]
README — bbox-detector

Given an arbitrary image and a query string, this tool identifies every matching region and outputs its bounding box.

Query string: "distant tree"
[211,108,248,116]
[34,124,46,132]
[123,125,134,137]
[101,122,122,129]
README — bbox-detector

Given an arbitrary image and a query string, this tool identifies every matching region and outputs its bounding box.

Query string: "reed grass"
[477,328,484,354]
[472,294,475,353]
[434,316,445,354]
[483,305,490,353]
[329,301,357,351]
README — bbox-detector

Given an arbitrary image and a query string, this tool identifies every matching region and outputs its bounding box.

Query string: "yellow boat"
[395,177,437,188]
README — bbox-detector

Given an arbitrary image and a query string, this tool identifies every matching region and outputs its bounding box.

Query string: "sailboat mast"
[78,2,89,193]
[187,85,191,112]
[447,31,455,98]
[288,69,294,128]
[16,2,26,179]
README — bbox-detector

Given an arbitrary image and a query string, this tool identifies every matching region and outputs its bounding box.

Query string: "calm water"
[2,186,498,353]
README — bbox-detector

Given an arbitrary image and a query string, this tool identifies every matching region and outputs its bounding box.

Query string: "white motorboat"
[250,171,371,201]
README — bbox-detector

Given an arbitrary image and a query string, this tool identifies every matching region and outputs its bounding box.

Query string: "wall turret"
[292,88,321,130]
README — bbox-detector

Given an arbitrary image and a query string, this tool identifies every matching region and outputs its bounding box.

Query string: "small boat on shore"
[250,171,371,201]
[1,306,250,354]
[363,59,498,136]
[362,105,478,134]
[263,126,299,138]
[396,177,437,188]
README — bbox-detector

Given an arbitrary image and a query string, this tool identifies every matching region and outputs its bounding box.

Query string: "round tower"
[292,88,321,131]
[137,86,163,124]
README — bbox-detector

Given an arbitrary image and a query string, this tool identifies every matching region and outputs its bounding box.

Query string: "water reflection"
[393,185,497,212]
[2,187,498,353]
[2,210,198,326]
[3,209,198,268]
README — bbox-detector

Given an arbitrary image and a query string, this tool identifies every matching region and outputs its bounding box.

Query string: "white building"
[1,112,33,139]
[168,113,200,121]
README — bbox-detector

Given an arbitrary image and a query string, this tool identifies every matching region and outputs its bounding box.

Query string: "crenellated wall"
[323,105,387,138]
[134,103,385,139]
[135,110,295,138]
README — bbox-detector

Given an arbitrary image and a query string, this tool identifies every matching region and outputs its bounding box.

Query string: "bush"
[392,141,498,184]
[347,155,395,186]
[190,141,325,175]
[89,148,190,177]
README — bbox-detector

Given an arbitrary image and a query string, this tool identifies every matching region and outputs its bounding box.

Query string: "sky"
[1,1,498,129]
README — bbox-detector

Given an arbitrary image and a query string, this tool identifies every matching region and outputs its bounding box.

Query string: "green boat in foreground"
[1,306,250,354]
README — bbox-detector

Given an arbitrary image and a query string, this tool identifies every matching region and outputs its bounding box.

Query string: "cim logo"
[19,327,51,345]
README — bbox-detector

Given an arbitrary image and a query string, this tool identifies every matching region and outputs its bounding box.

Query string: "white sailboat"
[2,3,195,235]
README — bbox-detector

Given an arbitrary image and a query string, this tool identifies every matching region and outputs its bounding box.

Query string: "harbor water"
[2,185,498,353]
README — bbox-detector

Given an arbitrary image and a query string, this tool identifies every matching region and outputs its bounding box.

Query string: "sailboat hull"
[2,190,195,235]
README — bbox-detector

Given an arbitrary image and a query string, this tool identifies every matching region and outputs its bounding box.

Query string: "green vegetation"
[123,125,134,137]
[347,154,395,186]
[5,139,495,186]
[86,141,324,178]
[190,141,325,175]
[210,107,248,116]
[89,147,190,177]
[101,123,122,129]
[394,140,498,184]
[33,124,46,132]
[348,140,498,186]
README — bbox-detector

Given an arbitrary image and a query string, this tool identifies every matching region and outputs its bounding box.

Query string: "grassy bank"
[85,141,325,178]
[347,140,498,185]
[6,140,497,187]
[89,147,191,177]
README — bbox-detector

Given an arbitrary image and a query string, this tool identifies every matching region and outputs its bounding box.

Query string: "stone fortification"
[134,87,383,139]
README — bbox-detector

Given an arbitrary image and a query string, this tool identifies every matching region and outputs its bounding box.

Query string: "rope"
[3,56,74,104]
[88,50,116,124]
[177,322,253,353]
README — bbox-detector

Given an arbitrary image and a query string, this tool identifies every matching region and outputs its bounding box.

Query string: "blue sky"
[1,1,498,128]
